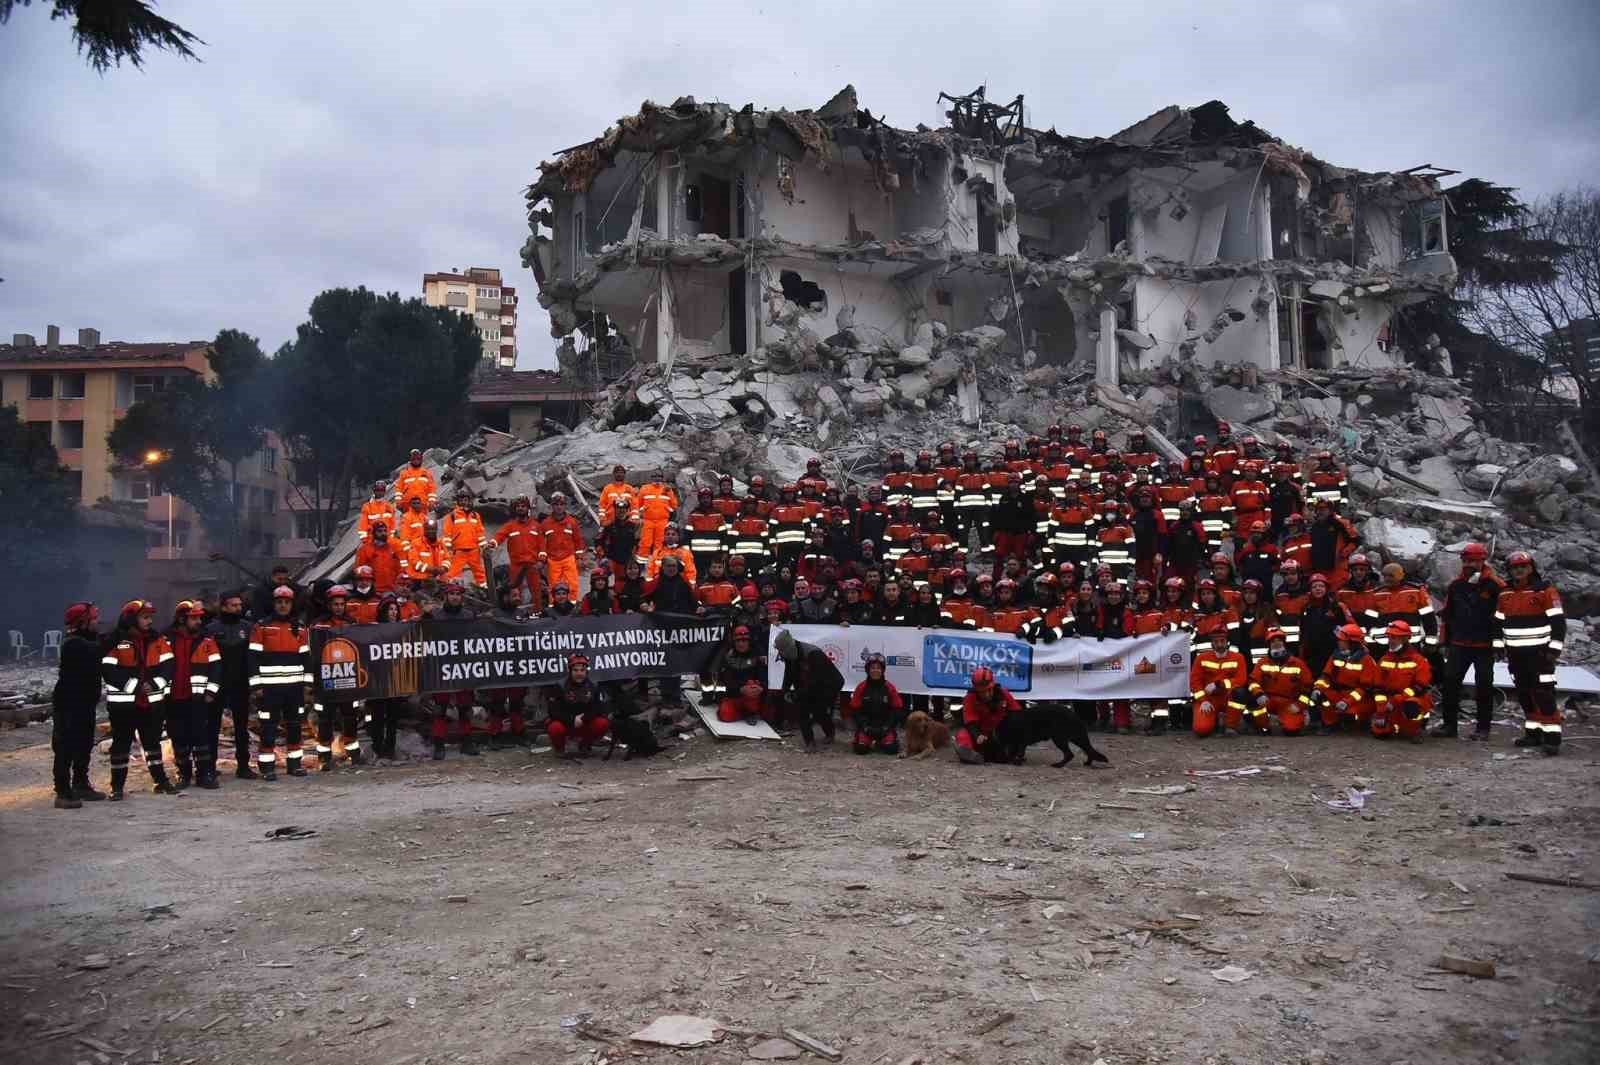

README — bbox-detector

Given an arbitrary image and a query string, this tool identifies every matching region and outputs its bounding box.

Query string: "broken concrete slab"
[897,344,931,368]
[927,352,963,389]
[815,384,846,420]
[1299,396,1343,425]
[1503,454,1585,501]
[956,374,982,425]
[1023,366,1061,389]
[1362,516,1438,567]
[1309,279,1348,299]
[1206,384,1277,426]
[1413,395,1475,442]
[764,441,822,484]
[1116,328,1158,351]
[894,372,933,403]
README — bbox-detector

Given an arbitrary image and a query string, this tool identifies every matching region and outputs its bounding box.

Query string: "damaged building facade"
[522,87,1458,392]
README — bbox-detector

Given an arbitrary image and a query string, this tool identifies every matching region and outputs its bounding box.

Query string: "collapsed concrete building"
[522,86,1458,390]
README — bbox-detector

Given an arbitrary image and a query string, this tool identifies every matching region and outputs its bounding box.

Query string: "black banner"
[309,614,728,699]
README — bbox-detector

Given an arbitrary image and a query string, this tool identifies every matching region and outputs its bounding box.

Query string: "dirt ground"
[1,705,1597,1065]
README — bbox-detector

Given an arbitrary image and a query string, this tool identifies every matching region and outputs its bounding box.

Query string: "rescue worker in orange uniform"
[1370,620,1433,742]
[442,488,489,585]
[402,517,449,584]
[101,600,179,797]
[647,524,698,586]
[1371,562,1438,654]
[1314,623,1379,732]
[247,586,310,780]
[164,600,221,789]
[955,667,1021,764]
[598,465,638,527]
[686,488,730,576]
[1190,627,1249,738]
[311,586,366,769]
[493,496,545,608]
[636,471,679,561]
[358,480,399,543]
[394,449,437,511]
[1247,627,1314,735]
[355,521,405,594]
[1496,551,1566,754]
[539,493,586,600]
[396,496,430,545]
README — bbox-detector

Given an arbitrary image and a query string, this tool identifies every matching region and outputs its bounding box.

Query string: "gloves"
[1255,694,1268,707]
[1041,629,1058,644]
[1336,701,1349,713]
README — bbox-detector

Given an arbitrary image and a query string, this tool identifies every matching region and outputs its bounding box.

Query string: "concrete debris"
[1205,384,1277,426]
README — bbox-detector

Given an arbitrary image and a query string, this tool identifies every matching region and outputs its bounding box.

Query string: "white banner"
[769,624,1191,699]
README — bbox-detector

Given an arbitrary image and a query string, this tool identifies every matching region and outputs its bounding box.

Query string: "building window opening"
[779,270,827,313]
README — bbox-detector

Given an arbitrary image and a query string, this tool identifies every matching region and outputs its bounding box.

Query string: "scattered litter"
[782,1028,842,1060]
[1185,766,1291,779]
[1162,975,1178,985]
[142,903,177,921]
[1314,787,1373,812]
[1504,871,1597,890]
[1041,904,1064,921]
[904,850,929,861]
[561,1011,595,1029]
[258,961,293,969]
[1128,832,1147,840]
[1096,802,1139,811]
[1122,784,1196,796]
[1467,814,1507,827]
[1437,955,1496,979]
[444,894,469,903]
[347,927,365,943]
[264,825,318,841]
[76,954,111,970]
[891,914,917,927]
[1210,965,1254,984]
[971,1011,1017,1037]
[630,1014,724,1048]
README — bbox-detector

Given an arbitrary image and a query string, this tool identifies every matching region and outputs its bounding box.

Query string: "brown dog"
[899,711,950,759]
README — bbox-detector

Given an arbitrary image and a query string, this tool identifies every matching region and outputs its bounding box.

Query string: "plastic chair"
[42,630,63,661]
[8,630,37,662]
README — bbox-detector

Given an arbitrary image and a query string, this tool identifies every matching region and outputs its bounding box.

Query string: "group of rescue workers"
[47,422,1569,807]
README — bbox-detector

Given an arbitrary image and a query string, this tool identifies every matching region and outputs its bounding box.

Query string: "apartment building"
[422,266,519,369]
[0,326,299,561]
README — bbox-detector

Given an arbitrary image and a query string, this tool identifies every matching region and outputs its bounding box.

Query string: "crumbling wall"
[756,155,898,245]
[947,154,1019,255]
[1132,276,1273,371]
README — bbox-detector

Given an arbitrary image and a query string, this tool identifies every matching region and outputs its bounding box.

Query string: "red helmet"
[765,599,788,615]
[1337,623,1367,642]
[567,653,589,669]
[1250,520,1268,534]
[1211,552,1231,566]
[372,480,386,492]
[1507,550,1533,566]
[719,473,733,485]
[1242,578,1263,592]
[1035,572,1059,588]
[174,599,202,620]
[916,449,933,462]
[751,475,766,488]
[1025,436,1041,449]
[732,624,752,640]
[1067,424,1083,436]
[1047,423,1064,436]
[1280,559,1301,575]
[1462,542,1488,561]
[1287,512,1306,526]
[1198,578,1217,592]
[806,457,822,470]
[995,577,1017,593]
[272,586,295,601]
[1348,553,1370,569]
[1309,572,1330,588]
[1275,441,1293,453]
[1193,435,1209,447]
[975,573,994,586]
[1134,578,1153,594]
[1216,420,1232,434]
[1164,577,1187,592]
[971,667,995,689]
[1265,626,1287,643]
[888,450,905,462]
[1091,429,1108,442]
[355,565,374,579]
[592,566,610,581]
[1058,562,1077,578]
[939,440,956,454]
[698,487,713,499]
[64,602,96,628]
[741,583,759,600]
[1385,620,1413,640]
[326,585,349,600]
[550,491,567,505]
[1104,580,1125,596]
[1314,450,1333,463]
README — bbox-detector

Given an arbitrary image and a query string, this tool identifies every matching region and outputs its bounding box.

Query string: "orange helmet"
[1385,620,1413,640]
[1337,623,1367,642]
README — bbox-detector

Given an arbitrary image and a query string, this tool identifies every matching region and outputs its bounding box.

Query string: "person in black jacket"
[251,564,301,621]
[1434,543,1506,739]
[204,589,256,779]
[774,628,842,751]
[51,602,105,808]
[641,556,697,708]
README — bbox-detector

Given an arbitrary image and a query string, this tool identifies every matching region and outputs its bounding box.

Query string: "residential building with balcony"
[423,266,519,369]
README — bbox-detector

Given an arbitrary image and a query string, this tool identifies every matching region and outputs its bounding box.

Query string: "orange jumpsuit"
[539,513,585,596]
[636,483,679,559]
[1247,655,1314,734]
[1371,647,1434,738]
[394,465,437,511]
[396,507,430,547]
[1190,647,1249,737]
[358,498,400,543]
[494,517,545,607]
[403,537,449,584]
[354,540,406,594]
[647,545,698,586]
[442,506,488,584]
[598,480,639,526]
[1314,650,1379,727]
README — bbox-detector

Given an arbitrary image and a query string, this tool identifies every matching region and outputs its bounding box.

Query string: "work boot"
[54,793,83,810]
[348,747,365,766]
[432,741,446,761]
[491,732,513,750]
[175,761,193,790]
[72,779,106,801]
[286,760,307,777]
[320,750,334,772]
[198,771,221,790]
[1469,726,1491,741]
[461,737,481,757]
[956,745,983,765]
[152,776,180,796]
[1542,738,1561,757]
[261,766,278,782]
[109,787,125,802]
[1514,733,1542,748]
[1430,724,1458,738]
[236,762,258,779]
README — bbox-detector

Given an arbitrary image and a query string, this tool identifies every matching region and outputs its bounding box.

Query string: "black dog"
[603,715,665,761]
[996,707,1110,768]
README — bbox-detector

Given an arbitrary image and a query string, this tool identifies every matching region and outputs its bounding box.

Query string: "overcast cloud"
[2,0,1597,369]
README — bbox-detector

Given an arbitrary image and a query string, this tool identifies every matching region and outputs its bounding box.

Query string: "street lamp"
[144,450,174,558]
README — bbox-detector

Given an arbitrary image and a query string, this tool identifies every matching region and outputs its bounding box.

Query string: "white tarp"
[768,625,1191,699]
[1492,662,1600,696]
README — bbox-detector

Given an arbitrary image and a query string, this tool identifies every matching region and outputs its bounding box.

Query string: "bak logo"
[921,633,1032,693]
[319,637,367,691]
[1082,655,1125,674]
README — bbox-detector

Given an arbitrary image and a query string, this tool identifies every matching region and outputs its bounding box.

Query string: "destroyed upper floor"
[522,87,1459,379]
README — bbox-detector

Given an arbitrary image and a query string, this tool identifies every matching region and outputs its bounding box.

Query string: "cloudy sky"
[2,1,1596,369]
